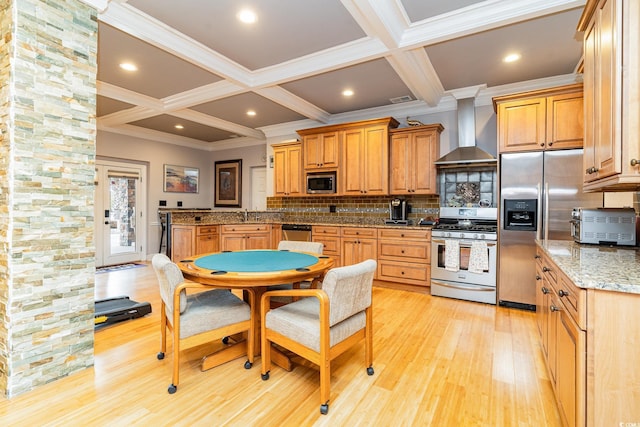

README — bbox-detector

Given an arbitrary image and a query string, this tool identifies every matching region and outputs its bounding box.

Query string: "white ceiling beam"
[97,81,163,109]
[250,37,388,88]
[162,81,247,111]
[254,86,330,124]
[385,49,445,107]
[97,123,216,151]
[98,105,160,127]
[401,0,586,49]
[339,0,408,49]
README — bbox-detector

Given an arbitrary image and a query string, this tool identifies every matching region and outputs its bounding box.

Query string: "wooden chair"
[151,254,254,394]
[260,259,376,415]
[267,240,324,306]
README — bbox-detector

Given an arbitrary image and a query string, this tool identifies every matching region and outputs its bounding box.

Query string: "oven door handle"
[431,280,496,292]
[432,239,496,247]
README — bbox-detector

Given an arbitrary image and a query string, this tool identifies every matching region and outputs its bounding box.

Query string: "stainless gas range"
[430,207,498,304]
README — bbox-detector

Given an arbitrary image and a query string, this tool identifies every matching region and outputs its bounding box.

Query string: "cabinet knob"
[540,143,545,147]
[548,142,553,146]
[536,275,541,281]
[631,158,639,167]
[550,305,561,312]
[542,266,551,272]
[558,289,569,297]
[534,255,541,259]
[541,286,550,294]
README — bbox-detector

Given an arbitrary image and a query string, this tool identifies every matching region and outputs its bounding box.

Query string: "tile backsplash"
[267,195,440,225]
[438,167,497,208]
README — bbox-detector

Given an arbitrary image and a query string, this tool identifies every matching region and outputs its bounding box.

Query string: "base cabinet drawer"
[377,260,429,286]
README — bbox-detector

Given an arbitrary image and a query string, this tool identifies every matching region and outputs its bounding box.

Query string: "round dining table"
[178,249,334,371]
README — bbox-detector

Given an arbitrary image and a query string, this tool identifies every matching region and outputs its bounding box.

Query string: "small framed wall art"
[214,159,242,207]
[164,164,199,193]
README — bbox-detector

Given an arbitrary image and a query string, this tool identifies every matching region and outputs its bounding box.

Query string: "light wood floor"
[0,263,562,426]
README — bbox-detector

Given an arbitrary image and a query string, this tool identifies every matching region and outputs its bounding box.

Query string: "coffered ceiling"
[94,0,586,150]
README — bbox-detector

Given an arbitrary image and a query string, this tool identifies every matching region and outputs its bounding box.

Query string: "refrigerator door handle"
[544,182,550,241]
[536,182,543,241]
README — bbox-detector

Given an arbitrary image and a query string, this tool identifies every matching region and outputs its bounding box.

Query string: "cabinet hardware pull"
[536,275,541,281]
[550,305,561,312]
[542,287,550,294]
[542,266,551,272]
[548,142,553,146]
[540,143,545,147]
[631,158,639,166]
[534,255,541,259]
[558,289,569,297]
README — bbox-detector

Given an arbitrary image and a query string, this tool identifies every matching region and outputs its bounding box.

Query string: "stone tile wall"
[0,0,97,397]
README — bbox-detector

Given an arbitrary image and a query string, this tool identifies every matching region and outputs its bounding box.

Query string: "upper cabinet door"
[497,97,547,153]
[494,84,584,154]
[303,131,339,170]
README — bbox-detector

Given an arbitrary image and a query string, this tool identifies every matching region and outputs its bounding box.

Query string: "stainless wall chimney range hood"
[434,97,496,167]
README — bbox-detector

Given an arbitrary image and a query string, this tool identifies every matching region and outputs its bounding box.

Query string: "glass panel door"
[95,161,146,267]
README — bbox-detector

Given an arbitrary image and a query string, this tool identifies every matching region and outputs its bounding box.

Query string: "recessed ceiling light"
[237,9,257,24]
[246,110,256,116]
[174,124,184,130]
[503,53,521,63]
[119,62,138,72]
[342,89,354,97]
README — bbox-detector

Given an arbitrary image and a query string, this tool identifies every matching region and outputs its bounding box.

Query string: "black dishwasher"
[281,224,312,241]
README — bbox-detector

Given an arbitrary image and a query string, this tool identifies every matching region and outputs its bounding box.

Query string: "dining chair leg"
[319,358,330,414]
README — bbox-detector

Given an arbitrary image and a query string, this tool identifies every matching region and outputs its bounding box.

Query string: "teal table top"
[193,250,318,273]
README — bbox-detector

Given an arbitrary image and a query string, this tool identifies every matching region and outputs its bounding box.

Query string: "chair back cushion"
[277,240,324,254]
[152,254,187,314]
[322,259,376,326]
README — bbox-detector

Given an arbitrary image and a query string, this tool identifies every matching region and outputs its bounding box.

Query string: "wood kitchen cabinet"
[273,142,303,197]
[312,225,341,267]
[171,224,219,262]
[377,228,431,286]
[341,227,377,270]
[389,124,442,195]
[579,0,640,190]
[535,245,587,427]
[298,130,339,171]
[493,84,584,153]
[342,118,399,196]
[220,224,271,252]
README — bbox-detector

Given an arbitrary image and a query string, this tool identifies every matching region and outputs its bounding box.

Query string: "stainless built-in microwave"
[306,172,336,194]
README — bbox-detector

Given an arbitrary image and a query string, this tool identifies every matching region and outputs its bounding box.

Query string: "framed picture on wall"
[214,159,242,207]
[164,164,199,193]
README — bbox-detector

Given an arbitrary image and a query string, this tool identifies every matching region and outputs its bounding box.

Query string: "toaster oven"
[570,207,637,246]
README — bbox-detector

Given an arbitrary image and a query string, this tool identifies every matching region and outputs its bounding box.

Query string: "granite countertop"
[537,240,640,295]
[164,209,433,230]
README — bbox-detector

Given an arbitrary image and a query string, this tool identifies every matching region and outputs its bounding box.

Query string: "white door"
[251,166,267,210]
[94,160,147,267]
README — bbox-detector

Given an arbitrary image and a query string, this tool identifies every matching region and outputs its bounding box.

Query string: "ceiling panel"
[96,96,134,117]
[425,8,584,91]
[191,93,306,128]
[401,0,486,22]
[126,0,366,70]
[129,114,234,142]
[281,59,414,114]
[97,23,223,99]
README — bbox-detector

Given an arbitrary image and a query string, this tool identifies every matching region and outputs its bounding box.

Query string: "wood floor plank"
[0,263,562,426]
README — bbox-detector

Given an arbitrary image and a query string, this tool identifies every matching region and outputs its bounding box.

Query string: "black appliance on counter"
[385,198,409,225]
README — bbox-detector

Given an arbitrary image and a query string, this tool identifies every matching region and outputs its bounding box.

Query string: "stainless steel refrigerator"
[498,149,603,310]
